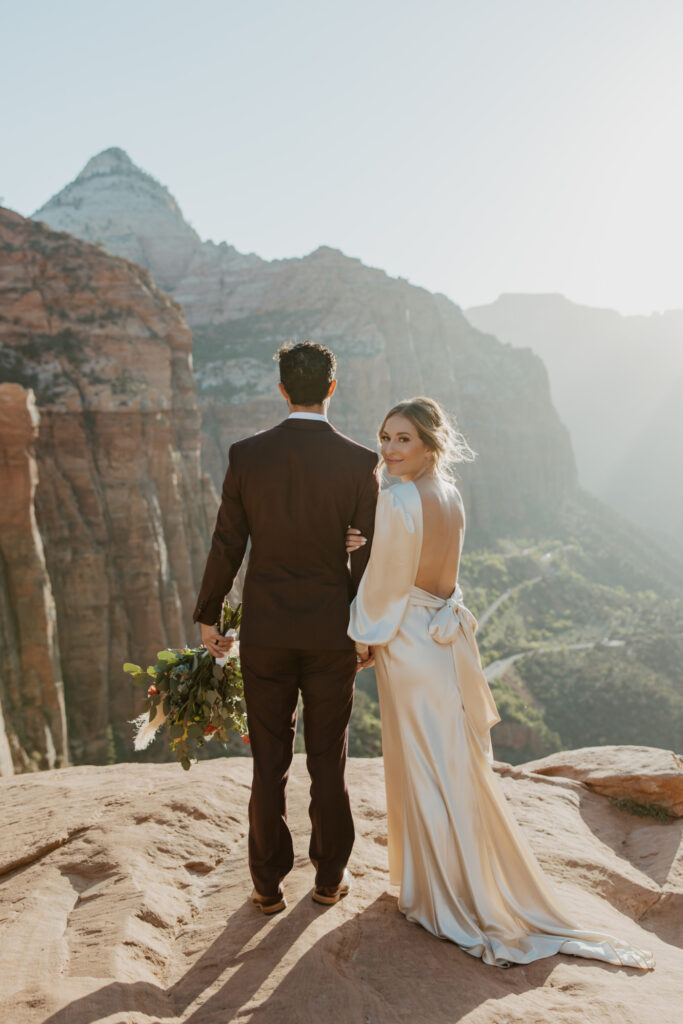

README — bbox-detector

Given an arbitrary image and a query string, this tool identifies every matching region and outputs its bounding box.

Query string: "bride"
[347,396,654,970]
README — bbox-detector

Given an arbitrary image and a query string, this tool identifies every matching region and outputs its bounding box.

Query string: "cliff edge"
[1,747,681,1023]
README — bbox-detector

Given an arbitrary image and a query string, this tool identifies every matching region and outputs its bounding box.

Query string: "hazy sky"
[3,0,682,315]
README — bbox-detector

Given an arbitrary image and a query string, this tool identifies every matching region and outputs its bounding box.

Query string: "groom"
[193,341,379,914]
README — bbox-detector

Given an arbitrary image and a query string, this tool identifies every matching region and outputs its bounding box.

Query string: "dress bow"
[411,584,478,646]
[409,583,498,758]
[428,596,464,645]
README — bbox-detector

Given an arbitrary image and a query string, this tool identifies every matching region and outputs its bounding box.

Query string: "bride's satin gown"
[348,480,654,969]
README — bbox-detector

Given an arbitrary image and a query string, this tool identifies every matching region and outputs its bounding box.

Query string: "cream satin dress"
[349,480,654,969]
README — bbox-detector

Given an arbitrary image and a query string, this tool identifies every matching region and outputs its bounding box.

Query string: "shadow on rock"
[194,893,623,1024]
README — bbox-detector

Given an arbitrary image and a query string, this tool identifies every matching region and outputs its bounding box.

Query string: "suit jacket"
[193,417,380,649]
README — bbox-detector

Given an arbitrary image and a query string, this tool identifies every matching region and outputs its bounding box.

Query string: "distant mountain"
[32,146,261,293]
[32,149,580,546]
[466,294,683,546]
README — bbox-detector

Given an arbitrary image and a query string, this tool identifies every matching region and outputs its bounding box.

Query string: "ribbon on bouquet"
[409,584,501,757]
[214,628,239,666]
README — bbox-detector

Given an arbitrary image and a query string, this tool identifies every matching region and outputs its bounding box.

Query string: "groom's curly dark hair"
[276,341,337,405]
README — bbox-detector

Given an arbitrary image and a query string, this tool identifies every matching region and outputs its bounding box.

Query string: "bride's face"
[380,414,433,479]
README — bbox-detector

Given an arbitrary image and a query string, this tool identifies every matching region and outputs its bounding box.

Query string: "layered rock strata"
[190,246,579,546]
[0,383,67,774]
[0,208,215,764]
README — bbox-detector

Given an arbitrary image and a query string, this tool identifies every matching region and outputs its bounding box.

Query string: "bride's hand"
[346,526,367,553]
[356,646,375,672]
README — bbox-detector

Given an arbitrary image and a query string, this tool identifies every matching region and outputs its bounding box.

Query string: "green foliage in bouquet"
[124,601,248,770]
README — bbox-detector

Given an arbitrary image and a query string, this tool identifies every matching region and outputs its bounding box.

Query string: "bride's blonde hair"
[379,397,476,481]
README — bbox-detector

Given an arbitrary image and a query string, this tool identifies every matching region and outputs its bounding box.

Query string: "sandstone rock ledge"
[0,751,681,1024]
[523,745,683,817]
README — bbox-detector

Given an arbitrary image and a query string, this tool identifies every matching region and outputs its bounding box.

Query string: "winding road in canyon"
[474,545,624,682]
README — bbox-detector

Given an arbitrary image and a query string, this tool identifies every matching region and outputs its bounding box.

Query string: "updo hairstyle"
[379,396,476,480]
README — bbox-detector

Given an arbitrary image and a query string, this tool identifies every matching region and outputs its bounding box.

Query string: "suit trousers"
[239,645,357,897]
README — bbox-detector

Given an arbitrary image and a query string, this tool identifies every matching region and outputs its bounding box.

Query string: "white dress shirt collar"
[287,411,329,422]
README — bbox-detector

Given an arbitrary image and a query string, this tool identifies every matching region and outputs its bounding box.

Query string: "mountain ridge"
[31,148,581,546]
[472,292,683,321]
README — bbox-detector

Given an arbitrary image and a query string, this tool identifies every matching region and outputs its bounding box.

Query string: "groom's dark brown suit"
[193,416,380,897]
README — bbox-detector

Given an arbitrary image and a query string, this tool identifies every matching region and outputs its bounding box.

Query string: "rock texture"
[0,751,681,1024]
[33,149,580,545]
[0,383,67,774]
[193,247,582,546]
[0,207,216,766]
[525,746,683,818]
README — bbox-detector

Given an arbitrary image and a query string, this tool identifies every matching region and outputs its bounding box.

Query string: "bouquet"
[125,600,248,770]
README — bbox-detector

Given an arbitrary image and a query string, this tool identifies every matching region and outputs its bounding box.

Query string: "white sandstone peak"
[32,146,203,290]
[31,149,263,294]
[76,147,137,179]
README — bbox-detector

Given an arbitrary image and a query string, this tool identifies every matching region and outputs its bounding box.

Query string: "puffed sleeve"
[348,482,422,650]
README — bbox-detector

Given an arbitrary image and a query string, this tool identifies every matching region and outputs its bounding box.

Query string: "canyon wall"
[0,208,215,766]
[189,246,579,545]
[0,383,67,773]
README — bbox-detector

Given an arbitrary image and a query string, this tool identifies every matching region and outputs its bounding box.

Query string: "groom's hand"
[346,526,367,553]
[200,623,235,658]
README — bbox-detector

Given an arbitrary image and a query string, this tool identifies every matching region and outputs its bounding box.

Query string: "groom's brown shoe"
[251,888,287,915]
[312,868,352,905]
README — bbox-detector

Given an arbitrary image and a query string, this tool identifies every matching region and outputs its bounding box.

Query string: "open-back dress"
[348,480,654,969]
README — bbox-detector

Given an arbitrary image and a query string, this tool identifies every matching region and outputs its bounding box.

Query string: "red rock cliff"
[0,208,215,765]
[0,383,67,773]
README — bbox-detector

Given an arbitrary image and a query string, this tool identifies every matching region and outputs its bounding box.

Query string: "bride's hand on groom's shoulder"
[346,526,367,553]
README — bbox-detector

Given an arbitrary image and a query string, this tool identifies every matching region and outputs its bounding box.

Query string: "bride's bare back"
[413,477,465,599]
